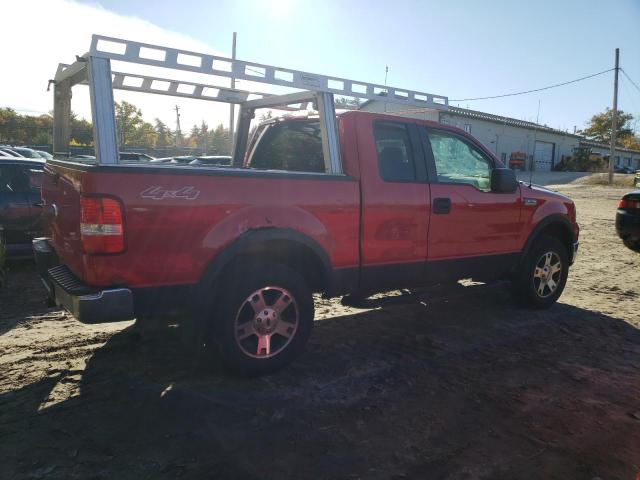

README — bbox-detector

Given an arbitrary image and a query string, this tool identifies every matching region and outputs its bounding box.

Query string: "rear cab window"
[246,120,326,173]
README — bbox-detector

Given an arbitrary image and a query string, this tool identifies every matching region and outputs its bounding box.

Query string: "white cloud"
[0,0,264,131]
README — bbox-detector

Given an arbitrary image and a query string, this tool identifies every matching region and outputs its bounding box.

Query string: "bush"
[554,147,607,172]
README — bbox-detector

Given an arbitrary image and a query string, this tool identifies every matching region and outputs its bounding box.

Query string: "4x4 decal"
[140,186,200,200]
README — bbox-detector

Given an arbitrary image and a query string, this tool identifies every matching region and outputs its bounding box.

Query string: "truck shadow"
[0,261,52,337]
[2,285,640,479]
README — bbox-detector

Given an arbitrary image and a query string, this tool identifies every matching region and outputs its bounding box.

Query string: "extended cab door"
[420,127,522,280]
[357,117,431,291]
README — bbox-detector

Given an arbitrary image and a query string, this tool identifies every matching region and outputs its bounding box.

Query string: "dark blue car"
[0,156,45,258]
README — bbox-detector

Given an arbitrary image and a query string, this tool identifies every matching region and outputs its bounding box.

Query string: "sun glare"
[269,0,293,16]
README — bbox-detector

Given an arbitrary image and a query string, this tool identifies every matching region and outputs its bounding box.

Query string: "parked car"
[69,154,96,161]
[36,111,580,375]
[119,152,156,163]
[189,155,232,166]
[0,147,25,158]
[0,226,5,287]
[149,155,196,165]
[0,156,44,258]
[34,150,53,160]
[614,166,637,174]
[616,190,640,252]
[10,147,42,159]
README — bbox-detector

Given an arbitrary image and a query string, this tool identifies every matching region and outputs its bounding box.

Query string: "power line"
[450,68,614,102]
[620,68,640,94]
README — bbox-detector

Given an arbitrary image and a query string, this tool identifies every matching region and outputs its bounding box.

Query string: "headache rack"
[53,34,449,173]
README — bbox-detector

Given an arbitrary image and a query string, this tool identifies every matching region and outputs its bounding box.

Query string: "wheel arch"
[197,227,333,301]
[521,215,575,264]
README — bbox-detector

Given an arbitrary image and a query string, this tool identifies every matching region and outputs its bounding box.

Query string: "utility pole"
[174,105,182,148]
[530,99,541,177]
[229,32,237,150]
[608,48,619,185]
[383,65,389,112]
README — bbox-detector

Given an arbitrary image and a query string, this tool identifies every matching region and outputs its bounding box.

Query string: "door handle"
[433,197,451,214]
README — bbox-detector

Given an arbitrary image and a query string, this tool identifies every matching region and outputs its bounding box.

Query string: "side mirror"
[491,168,518,193]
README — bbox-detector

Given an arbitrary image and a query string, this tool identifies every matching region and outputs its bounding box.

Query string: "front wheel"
[512,235,569,309]
[211,261,314,375]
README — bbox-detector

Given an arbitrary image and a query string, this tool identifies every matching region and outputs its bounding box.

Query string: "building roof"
[579,139,640,155]
[441,107,583,138]
[359,98,582,138]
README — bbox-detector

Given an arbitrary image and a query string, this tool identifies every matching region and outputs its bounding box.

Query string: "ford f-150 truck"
[36,35,579,374]
[36,110,579,374]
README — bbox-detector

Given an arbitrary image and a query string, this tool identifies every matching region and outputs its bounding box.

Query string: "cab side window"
[427,129,492,191]
[0,165,28,193]
[374,122,416,182]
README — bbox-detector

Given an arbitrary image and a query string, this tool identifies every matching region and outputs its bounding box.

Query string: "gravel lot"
[1,184,639,480]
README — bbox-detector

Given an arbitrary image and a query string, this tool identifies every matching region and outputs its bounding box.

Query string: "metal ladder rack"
[53,34,449,172]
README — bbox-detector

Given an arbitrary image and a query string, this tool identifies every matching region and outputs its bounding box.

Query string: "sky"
[1,0,639,134]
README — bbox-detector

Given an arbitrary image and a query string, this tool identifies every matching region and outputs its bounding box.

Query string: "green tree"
[259,110,273,121]
[620,134,640,150]
[33,130,53,145]
[187,125,200,148]
[114,101,156,146]
[334,96,361,109]
[580,108,636,146]
[70,113,93,145]
[208,124,231,154]
[154,119,173,147]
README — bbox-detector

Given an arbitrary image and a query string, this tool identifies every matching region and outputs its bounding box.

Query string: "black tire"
[206,260,314,376]
[623,237,640,253]
[512,235,569,309]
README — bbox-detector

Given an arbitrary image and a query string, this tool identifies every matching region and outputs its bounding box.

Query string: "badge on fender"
[140,186,200,200]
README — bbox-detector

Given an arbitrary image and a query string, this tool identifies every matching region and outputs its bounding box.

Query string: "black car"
[616,190,640,252]
[614,166,637,174]
[0,226,6,287]
[0,156,45,258]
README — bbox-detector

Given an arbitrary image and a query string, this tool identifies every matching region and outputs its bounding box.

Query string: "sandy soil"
[1,184,639,480]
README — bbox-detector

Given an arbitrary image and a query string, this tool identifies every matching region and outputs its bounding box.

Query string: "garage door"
[534,141,554,171]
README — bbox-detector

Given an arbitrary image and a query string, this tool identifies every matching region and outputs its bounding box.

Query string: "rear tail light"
[618,199,640,210]
[80,196,124,254]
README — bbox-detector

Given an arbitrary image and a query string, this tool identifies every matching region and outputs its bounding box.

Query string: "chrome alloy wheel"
[234,286,299,359]
[533,251,562,298]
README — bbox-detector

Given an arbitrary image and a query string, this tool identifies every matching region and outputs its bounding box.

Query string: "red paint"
[42,111,579,290]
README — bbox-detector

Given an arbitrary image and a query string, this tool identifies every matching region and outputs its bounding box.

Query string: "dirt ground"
[1,184,639,480]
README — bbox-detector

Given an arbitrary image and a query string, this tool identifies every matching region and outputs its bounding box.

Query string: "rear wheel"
[209,261,314,375]
[513,235,569,309]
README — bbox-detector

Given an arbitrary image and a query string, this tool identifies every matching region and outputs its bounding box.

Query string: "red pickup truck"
[35,110,579,374]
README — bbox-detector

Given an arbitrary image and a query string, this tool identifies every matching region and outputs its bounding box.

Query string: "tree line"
[1,101,637,152]
[0,101,233,154]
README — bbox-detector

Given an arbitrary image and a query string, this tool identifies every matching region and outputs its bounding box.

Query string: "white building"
[360,100,582,171]
[579,140,640,170]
